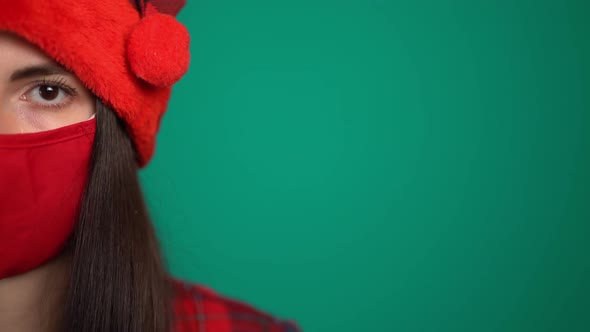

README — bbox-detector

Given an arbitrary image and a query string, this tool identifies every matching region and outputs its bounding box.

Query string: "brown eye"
[23,80,76,108]
[38,85,60,101]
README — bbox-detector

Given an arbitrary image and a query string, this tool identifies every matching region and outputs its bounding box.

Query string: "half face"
[0,32,95,134]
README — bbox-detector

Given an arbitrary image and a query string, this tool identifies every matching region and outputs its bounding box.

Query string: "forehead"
[0,32,58,72]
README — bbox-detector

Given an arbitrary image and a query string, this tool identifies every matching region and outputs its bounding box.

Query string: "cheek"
[71,95,96,120]
[0,104,41,134]
[2,104,51,133]
[0,98,95,134]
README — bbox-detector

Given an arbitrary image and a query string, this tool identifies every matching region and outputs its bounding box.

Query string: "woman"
[0,1,299,331]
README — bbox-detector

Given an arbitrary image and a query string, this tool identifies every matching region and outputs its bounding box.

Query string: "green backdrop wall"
[140,1,589,331]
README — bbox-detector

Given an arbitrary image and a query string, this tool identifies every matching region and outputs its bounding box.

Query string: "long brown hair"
[62,99,172,332]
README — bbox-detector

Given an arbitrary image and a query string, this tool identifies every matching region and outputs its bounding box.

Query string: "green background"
[140,1,589,331]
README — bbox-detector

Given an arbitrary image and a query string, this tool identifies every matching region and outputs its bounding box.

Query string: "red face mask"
[0,118,95,279]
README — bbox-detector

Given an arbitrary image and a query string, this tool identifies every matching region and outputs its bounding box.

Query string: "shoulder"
[170,278,301,332]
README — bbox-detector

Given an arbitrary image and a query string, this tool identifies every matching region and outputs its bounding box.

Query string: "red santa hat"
[0,0,191,166]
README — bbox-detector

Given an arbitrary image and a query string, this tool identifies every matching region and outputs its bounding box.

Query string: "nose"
[0,94,20,134]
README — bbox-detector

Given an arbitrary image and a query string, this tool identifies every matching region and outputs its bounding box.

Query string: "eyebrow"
[9,64,71,81]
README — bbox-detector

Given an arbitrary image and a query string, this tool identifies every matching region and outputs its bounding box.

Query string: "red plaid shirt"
[171,279,301,332]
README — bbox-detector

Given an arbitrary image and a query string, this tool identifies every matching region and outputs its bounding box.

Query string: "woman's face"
[0,32,95,134]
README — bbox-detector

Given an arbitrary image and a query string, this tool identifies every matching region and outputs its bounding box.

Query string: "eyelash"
[26,77,79,109]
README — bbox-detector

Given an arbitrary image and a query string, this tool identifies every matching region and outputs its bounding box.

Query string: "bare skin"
[0,256,71,332]
[0,32,95,331]
[0,32,95,133]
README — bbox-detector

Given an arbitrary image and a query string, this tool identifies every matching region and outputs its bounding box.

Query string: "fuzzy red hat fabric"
[0,0,190,166]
